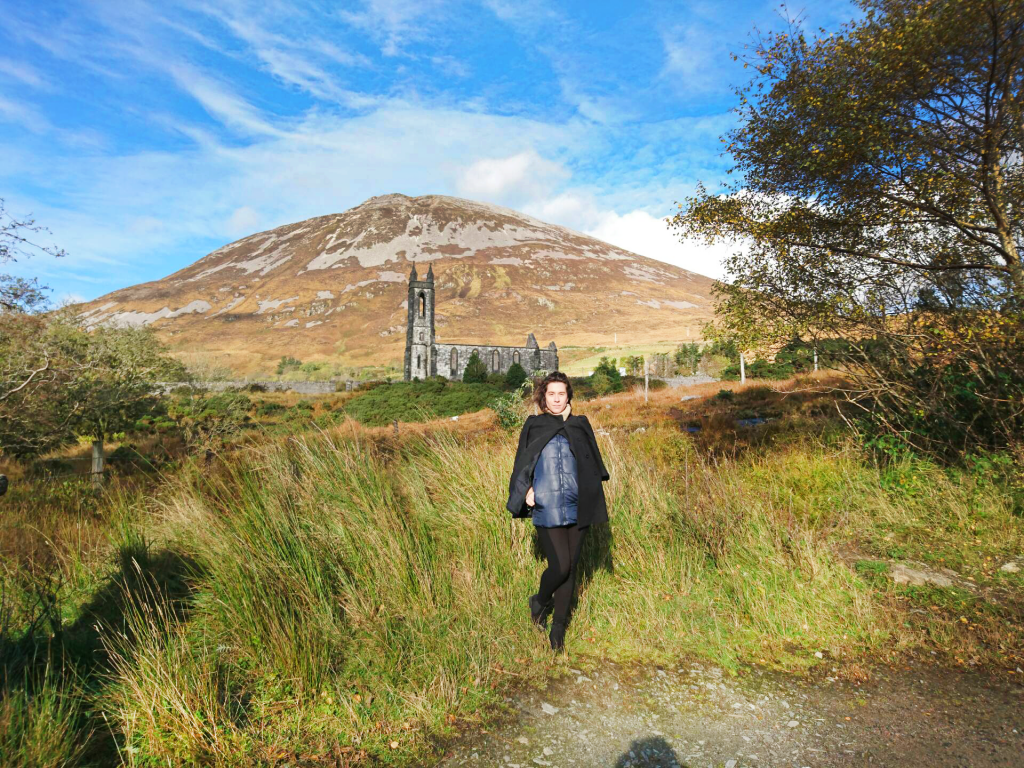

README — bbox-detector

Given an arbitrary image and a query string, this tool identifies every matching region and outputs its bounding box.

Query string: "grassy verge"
[1,378,1021,764]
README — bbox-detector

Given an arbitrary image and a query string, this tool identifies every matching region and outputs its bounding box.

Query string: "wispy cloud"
[0,0,852,301]
[0,57,51,89]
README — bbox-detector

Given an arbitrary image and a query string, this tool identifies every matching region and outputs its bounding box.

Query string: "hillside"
[76,194,718,374]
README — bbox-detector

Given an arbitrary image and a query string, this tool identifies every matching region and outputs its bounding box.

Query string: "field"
[1,375,1022,766]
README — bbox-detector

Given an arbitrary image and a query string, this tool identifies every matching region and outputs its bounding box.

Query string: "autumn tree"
[674,0,1024,455]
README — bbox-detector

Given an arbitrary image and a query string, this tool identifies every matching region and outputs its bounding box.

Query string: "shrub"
[275,356,302,376]
[342,379,501,426]
[462,352,488,384]
[489,380,531,432]
[256,401,286,417]
[504,362,528,389]
[590,370,613,396]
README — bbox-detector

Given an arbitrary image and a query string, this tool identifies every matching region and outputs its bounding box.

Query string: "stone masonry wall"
[433,344,558,380]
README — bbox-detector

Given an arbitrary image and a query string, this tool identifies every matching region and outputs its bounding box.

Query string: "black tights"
[535,523,588,626]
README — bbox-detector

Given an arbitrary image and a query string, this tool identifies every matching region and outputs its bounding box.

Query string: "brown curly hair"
[532,371,573,413]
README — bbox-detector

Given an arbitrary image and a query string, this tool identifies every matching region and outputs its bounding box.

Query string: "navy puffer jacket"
[530,432,578,527]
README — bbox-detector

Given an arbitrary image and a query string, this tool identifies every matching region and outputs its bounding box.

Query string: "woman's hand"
[526,486,535,507]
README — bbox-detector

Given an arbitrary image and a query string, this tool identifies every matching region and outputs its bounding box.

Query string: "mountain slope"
[77,194,717,374]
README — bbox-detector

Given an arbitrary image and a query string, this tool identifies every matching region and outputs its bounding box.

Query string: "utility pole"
[739,352,746,385]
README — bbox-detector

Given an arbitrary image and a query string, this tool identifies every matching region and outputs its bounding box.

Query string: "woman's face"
[544,382,569,414]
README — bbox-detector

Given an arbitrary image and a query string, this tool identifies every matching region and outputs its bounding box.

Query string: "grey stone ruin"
[403,264,559,381]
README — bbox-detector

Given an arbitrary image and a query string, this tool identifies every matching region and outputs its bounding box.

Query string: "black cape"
[505,412,610,526]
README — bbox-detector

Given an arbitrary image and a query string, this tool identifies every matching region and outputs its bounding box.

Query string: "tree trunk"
[91,438,104,488]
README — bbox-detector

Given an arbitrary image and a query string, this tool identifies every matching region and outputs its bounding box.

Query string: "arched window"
[513,350,520,365]
[450,348,458,372]
[418,330,424,342]
[418,292,426,317]
[492,350,500,372]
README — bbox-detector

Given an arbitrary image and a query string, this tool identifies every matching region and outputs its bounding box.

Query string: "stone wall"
[154,380,366,394]
[433,343,558,380]
[652,374,718,388]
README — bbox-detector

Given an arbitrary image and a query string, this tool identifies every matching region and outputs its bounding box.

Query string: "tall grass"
[108,420,925,762]
[4,385,1020,764]
[0,663,89,768]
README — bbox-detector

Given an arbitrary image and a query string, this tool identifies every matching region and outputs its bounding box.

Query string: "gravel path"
[437,660,1023,767]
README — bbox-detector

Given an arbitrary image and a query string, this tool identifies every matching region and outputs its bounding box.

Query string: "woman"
[505,371,610,652]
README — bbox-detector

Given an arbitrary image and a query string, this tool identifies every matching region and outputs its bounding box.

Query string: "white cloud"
[456,150,570,209]
[586,208,734,280]
[226,206,262,236]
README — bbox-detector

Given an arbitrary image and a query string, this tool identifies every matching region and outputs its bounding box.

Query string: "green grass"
[1,404,1022,765]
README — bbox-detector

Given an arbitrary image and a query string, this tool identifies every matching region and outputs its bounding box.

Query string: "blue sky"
[0,0,859,303]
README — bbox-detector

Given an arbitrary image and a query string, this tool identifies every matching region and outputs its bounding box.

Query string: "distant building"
[404,265,559,381]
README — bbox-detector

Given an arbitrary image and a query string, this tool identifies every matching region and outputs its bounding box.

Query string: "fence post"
[739,353,746,385]
[814,348,819,372]
[644,356,649,404]
[91,439,104,488]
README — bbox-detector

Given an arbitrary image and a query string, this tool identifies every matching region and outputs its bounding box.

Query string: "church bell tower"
[404,263,435,381]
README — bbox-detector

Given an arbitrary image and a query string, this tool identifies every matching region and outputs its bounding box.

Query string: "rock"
[680,395,698,401]
[725,760,738,768]
[532,759,551,767]
[788,720,799,727]
[543,747,553,756]
[889,563,953,588]
[518,737,530,745]
[541,703,559,715]
[1000,562,1020,574]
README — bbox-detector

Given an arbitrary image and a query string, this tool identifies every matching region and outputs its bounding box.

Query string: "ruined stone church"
[403,264,559,381]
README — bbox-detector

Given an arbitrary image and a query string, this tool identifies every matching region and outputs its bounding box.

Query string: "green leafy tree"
[504,361,528,389]
[673,0,1024,455]
[462,351,488,384]
[0,311,180,467]
[68,324,182,480]
[674,342,702,375]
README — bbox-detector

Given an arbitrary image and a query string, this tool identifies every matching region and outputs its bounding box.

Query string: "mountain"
[76,194,718,375]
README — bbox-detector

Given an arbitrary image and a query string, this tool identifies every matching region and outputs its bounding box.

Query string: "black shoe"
[549,621,566,653]
[529,594,546,628]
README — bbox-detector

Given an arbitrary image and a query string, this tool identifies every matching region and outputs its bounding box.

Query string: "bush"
[591,356,624,394]
[256,401,286,417]
[462,352,488,384]
[504,362,528,389]
[276,356,302,376]
[342,379,502,426]
[489,380,530,432]
[590,370,613,396]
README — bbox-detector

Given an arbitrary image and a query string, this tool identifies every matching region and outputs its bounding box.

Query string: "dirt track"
[438,660,1023,767]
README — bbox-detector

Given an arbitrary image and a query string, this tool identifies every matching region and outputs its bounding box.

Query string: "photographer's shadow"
[613,736,687,767]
